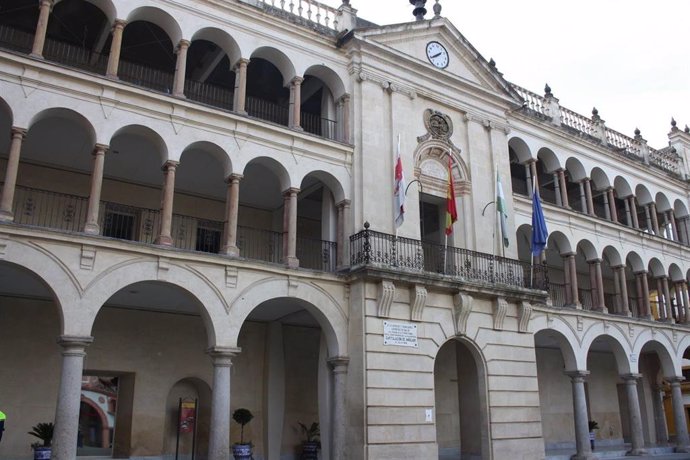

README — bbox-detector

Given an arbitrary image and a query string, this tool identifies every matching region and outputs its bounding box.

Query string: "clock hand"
[431,52,443,59]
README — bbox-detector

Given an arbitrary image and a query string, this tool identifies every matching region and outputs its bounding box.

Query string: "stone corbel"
[225,266,238,288]
[377,280,395,318]
[410,285,427,321]
[493,297,508,331]
[158,257,170,278]
[517,301,532,333]
[453,292,473,336]
[80,245,96,271]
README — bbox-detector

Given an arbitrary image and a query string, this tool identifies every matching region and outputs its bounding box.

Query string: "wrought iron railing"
[0,24,33,53]
[297,235,337,272]
[302,112,337,140]
[349,226,547,290]
[246,95,290,126]
[42,37,108,74]
[185,79,234,111]
[13,186,89,232]
[237,225,284,264]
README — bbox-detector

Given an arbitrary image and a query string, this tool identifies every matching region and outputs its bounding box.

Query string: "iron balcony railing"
[349,226,548,290]
[0,25,338,140]
[10,186,337,271]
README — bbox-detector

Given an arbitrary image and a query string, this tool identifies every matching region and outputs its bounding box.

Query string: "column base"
[222,245,240,257]
[234,110,248,116]
[570,453,597,460]
[290,125,304,131]
[566,303,583,310]
[625,448,648,456]
[0,210,14,222]
[284,256,299,269]
[591,306,608,314]
[105,73,120,80]
[29,53,44,59]
[615,311,633,317]
[155,235,173,246]
[83,222,100,235]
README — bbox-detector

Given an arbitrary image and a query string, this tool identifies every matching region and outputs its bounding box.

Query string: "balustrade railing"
[0,24,33,53]
[560,107,594,136]
[297,236,337,272]
[237,225,284,265]
[258,0,340,31]
[349,227,547,290]
[13,186,88,232]
[510,84,547,117]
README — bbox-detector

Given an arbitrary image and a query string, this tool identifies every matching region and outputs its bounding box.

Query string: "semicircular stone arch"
[581,327,633,374]
[531,315,584,371]
[633,333,680,377]
[413,139,470,198]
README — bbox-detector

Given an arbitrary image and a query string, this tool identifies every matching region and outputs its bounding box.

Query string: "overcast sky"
[321,0,690,148]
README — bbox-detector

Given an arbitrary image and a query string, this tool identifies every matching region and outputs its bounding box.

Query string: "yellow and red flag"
[445,156,457,235]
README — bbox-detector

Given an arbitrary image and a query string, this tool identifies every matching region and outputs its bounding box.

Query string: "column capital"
[39,0,54,8]
[562,252,576,258]
[328,356,350,372]
[291,76,304,85]
[524,158,536,165]
[234,58,250,70]
[177,39,191,50]
[565,370,590,382]
[666,376,686,385]
[93,144,109,155]
[634,270,648,276]
[206,346,241,366]
[225,173,244,183]
[338,93,351,104]
[587,258,602,265]
[336,199,351,209]
[612,264,627,270]
[656,274,669,281]
[581,177,591,183]
[112,18,127,29]
[162,159,180,171]
[620,373,642,382]
[57,335,94,355]
[283,187,300,197]
[11,126,27,138]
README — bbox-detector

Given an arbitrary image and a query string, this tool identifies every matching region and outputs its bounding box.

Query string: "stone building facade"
[1,1,690,460]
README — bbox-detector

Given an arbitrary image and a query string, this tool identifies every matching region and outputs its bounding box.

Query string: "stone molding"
[518,301,532,333]
[377,280,395,318]
[493,297,508,330]
[453,292,472,335]
[410,285,427,321]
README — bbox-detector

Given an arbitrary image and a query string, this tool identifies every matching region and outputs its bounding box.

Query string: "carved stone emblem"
[423,109,453,140]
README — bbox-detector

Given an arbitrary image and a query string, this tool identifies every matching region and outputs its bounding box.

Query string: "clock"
[426,41,449,69]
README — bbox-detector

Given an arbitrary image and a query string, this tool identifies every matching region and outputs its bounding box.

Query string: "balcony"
[349,226,548,291]
[0,25,338,141]
[9,186,337,272]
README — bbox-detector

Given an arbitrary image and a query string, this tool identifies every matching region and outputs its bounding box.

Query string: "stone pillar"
[530,161,539,191]
[674,282,685,323]
[565,371,596,460]
[662,277,673,323]
[52,336,93,460]
[634,273,643,318]
[668,377,690,452]
[336,199,350,268]
[233,58,249,114]
[553,172,563,206]
[172,39,191,97]
[640,272,651,319]
[558,169,569,207]
[629,196,639,228]
[583,179,594,216]
[156,160,178,246]
[602,189,612,220]
[105,19,127,78]
[669,211,679,241]
[650,203,660,235]
[644,204,654,234]
[563,253,573,306]
[652,385,670,445]
[589,259,606,312]
[206,348,238,460]
[222,174,242,256]
[621,374,647,456]
[328,357,349,460]
[31,0,53,58]
[566,253,580,308]
[339,94,351,143]
[616,265,630,316]
[607,188,618,222]
[289,76,304,130]
[682,282,690,324]
[525,161,534,198]
[83,144,108,234]
[282,187,299,268]
[623,196,633,227]
[0,127,27,221]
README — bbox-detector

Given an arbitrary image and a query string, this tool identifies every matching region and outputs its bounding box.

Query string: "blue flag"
[531,183,548,257]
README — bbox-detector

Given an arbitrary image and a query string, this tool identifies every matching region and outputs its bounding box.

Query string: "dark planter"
[33,447,51,460]
[301,441,319,459]
[232,443,252,460]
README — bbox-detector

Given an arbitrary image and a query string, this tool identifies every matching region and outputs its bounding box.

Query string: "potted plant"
[298,422,320,460]
[232,408,253,460]
[588,420,599,450]
[28,422,53,460]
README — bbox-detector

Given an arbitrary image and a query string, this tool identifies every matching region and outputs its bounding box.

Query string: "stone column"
[668,377,690,452]
[669,211,679,241]
[558,169,569,207]
[682,282,690,324]
[105,19,127,78]
[233,58,249,114]
[0,127,27,221]
[662,277,673,323]
[563,253,573,306]
[553,172,562,206]
[336,199,350,268]
[624,196,633,227]
[629,197,639,228]
[640,272,651,319]
[156,160,178,246]
[289,76,304,130]
[622,374,647,455]
[530,161,539,193]
[83,144,108,234]
[566,253,580,308]
[589,259,606,312]
[31,0,53,58]
[674,282,685,324]
[172,39,191,97]
[607,188,618,222]
[616,266,630,316]
[328,357,349,460]
[644,204,654,234]
[340,94,351,143]
[52,336,93,460]
[282,187,299,268]
[207,348,239,460]
[222,174,242,256]
[634,273,643,318]
[652,385,670,445]
[602,189,612,220]
[583,179,594,216]
[525,162,534,198]
[565,371,596,460]
[650,203,660,235]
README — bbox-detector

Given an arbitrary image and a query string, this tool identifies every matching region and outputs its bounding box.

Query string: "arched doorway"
[434,338,489,459]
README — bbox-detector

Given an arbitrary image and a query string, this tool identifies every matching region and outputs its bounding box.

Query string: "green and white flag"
[496,170,509,248]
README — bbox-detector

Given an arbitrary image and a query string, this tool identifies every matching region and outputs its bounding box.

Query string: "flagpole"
[530,175,536,287]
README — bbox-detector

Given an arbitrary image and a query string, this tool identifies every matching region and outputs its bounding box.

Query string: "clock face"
[426,41,449,69]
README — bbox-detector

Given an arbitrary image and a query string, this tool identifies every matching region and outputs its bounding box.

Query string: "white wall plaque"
[383,321,418,348]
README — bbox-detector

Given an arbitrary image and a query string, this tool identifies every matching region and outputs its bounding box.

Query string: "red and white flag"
[394,134,406,228]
